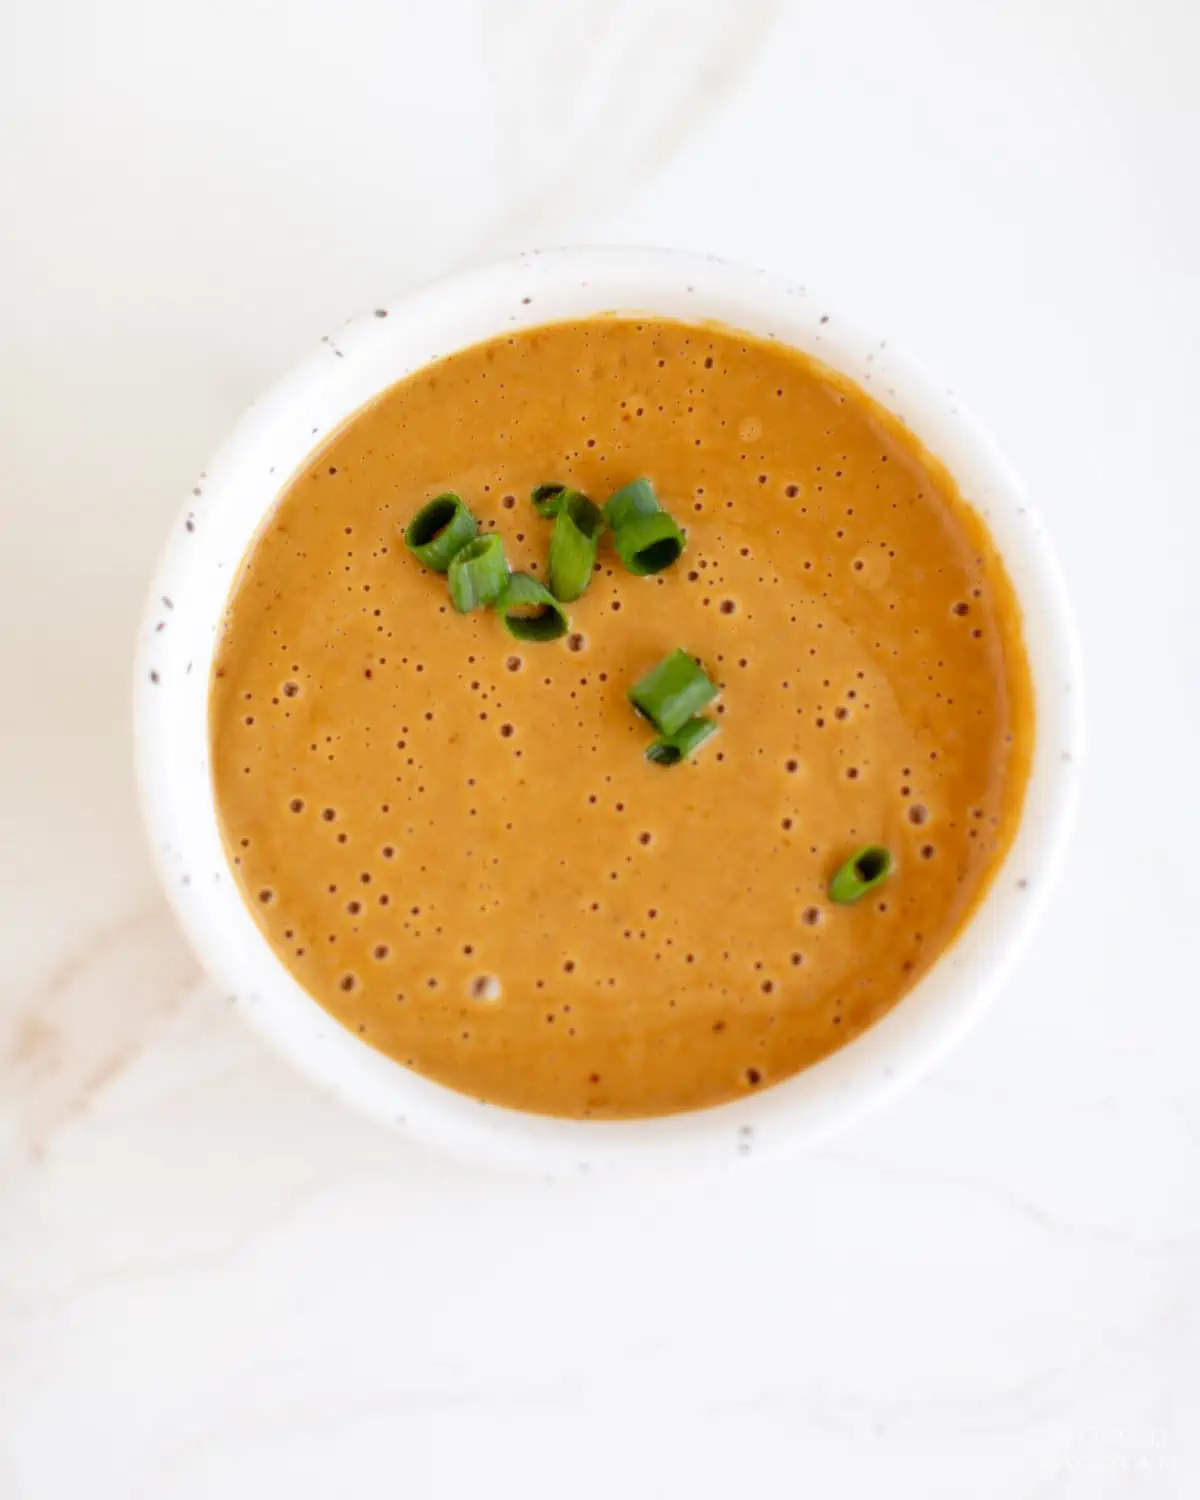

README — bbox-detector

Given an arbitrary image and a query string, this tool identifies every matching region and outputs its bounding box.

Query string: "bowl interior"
[135,247,1082,1173]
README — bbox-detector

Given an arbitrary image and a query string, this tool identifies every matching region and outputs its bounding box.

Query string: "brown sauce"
[210,317,1034,1118]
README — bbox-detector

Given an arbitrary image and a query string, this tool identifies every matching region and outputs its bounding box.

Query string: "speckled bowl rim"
[134,246,1083,1175]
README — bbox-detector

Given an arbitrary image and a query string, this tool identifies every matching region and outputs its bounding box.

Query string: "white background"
[1,1,1198,1495]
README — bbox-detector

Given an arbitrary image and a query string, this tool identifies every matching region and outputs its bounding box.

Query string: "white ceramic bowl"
[135,246,1082,1174]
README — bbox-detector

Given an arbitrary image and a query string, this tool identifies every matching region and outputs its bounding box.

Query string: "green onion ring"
[447,534,509,612]
[828,846,893,904]
[497,572,569,642]
[612,509,686,576]
[603,477,661,531]
[531,483,569,519]
[548,492,605,602]
[628,649,718,736]
[645,716,718,766]
[404,493,478,572]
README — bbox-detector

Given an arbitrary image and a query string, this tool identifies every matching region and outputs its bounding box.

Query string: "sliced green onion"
[497,572,569,642]
[603,477,661,531]
[548,493,605,602]
[604,478,687,575]
[448,534,509,612]
[628,649,718,736]
[404,493,478,572]
[828,846,893,904]
[645,716,718,766]
[531,483,568,519]
[612,509,686,575]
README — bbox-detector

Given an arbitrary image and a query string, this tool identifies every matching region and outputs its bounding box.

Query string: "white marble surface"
[1,1,1197,1494]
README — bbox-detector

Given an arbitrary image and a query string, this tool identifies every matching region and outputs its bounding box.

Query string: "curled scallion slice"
[613,509,686,575]
[604,478,686,575]
[548,492,605,602]
[628,649,718,736]
[404,493,478,572]
[448,534,509,612]
[603,477,661,531]
[497,572,569,642]
[645,716,718,766]
[828,846,893,904]
[531,483,570,519]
